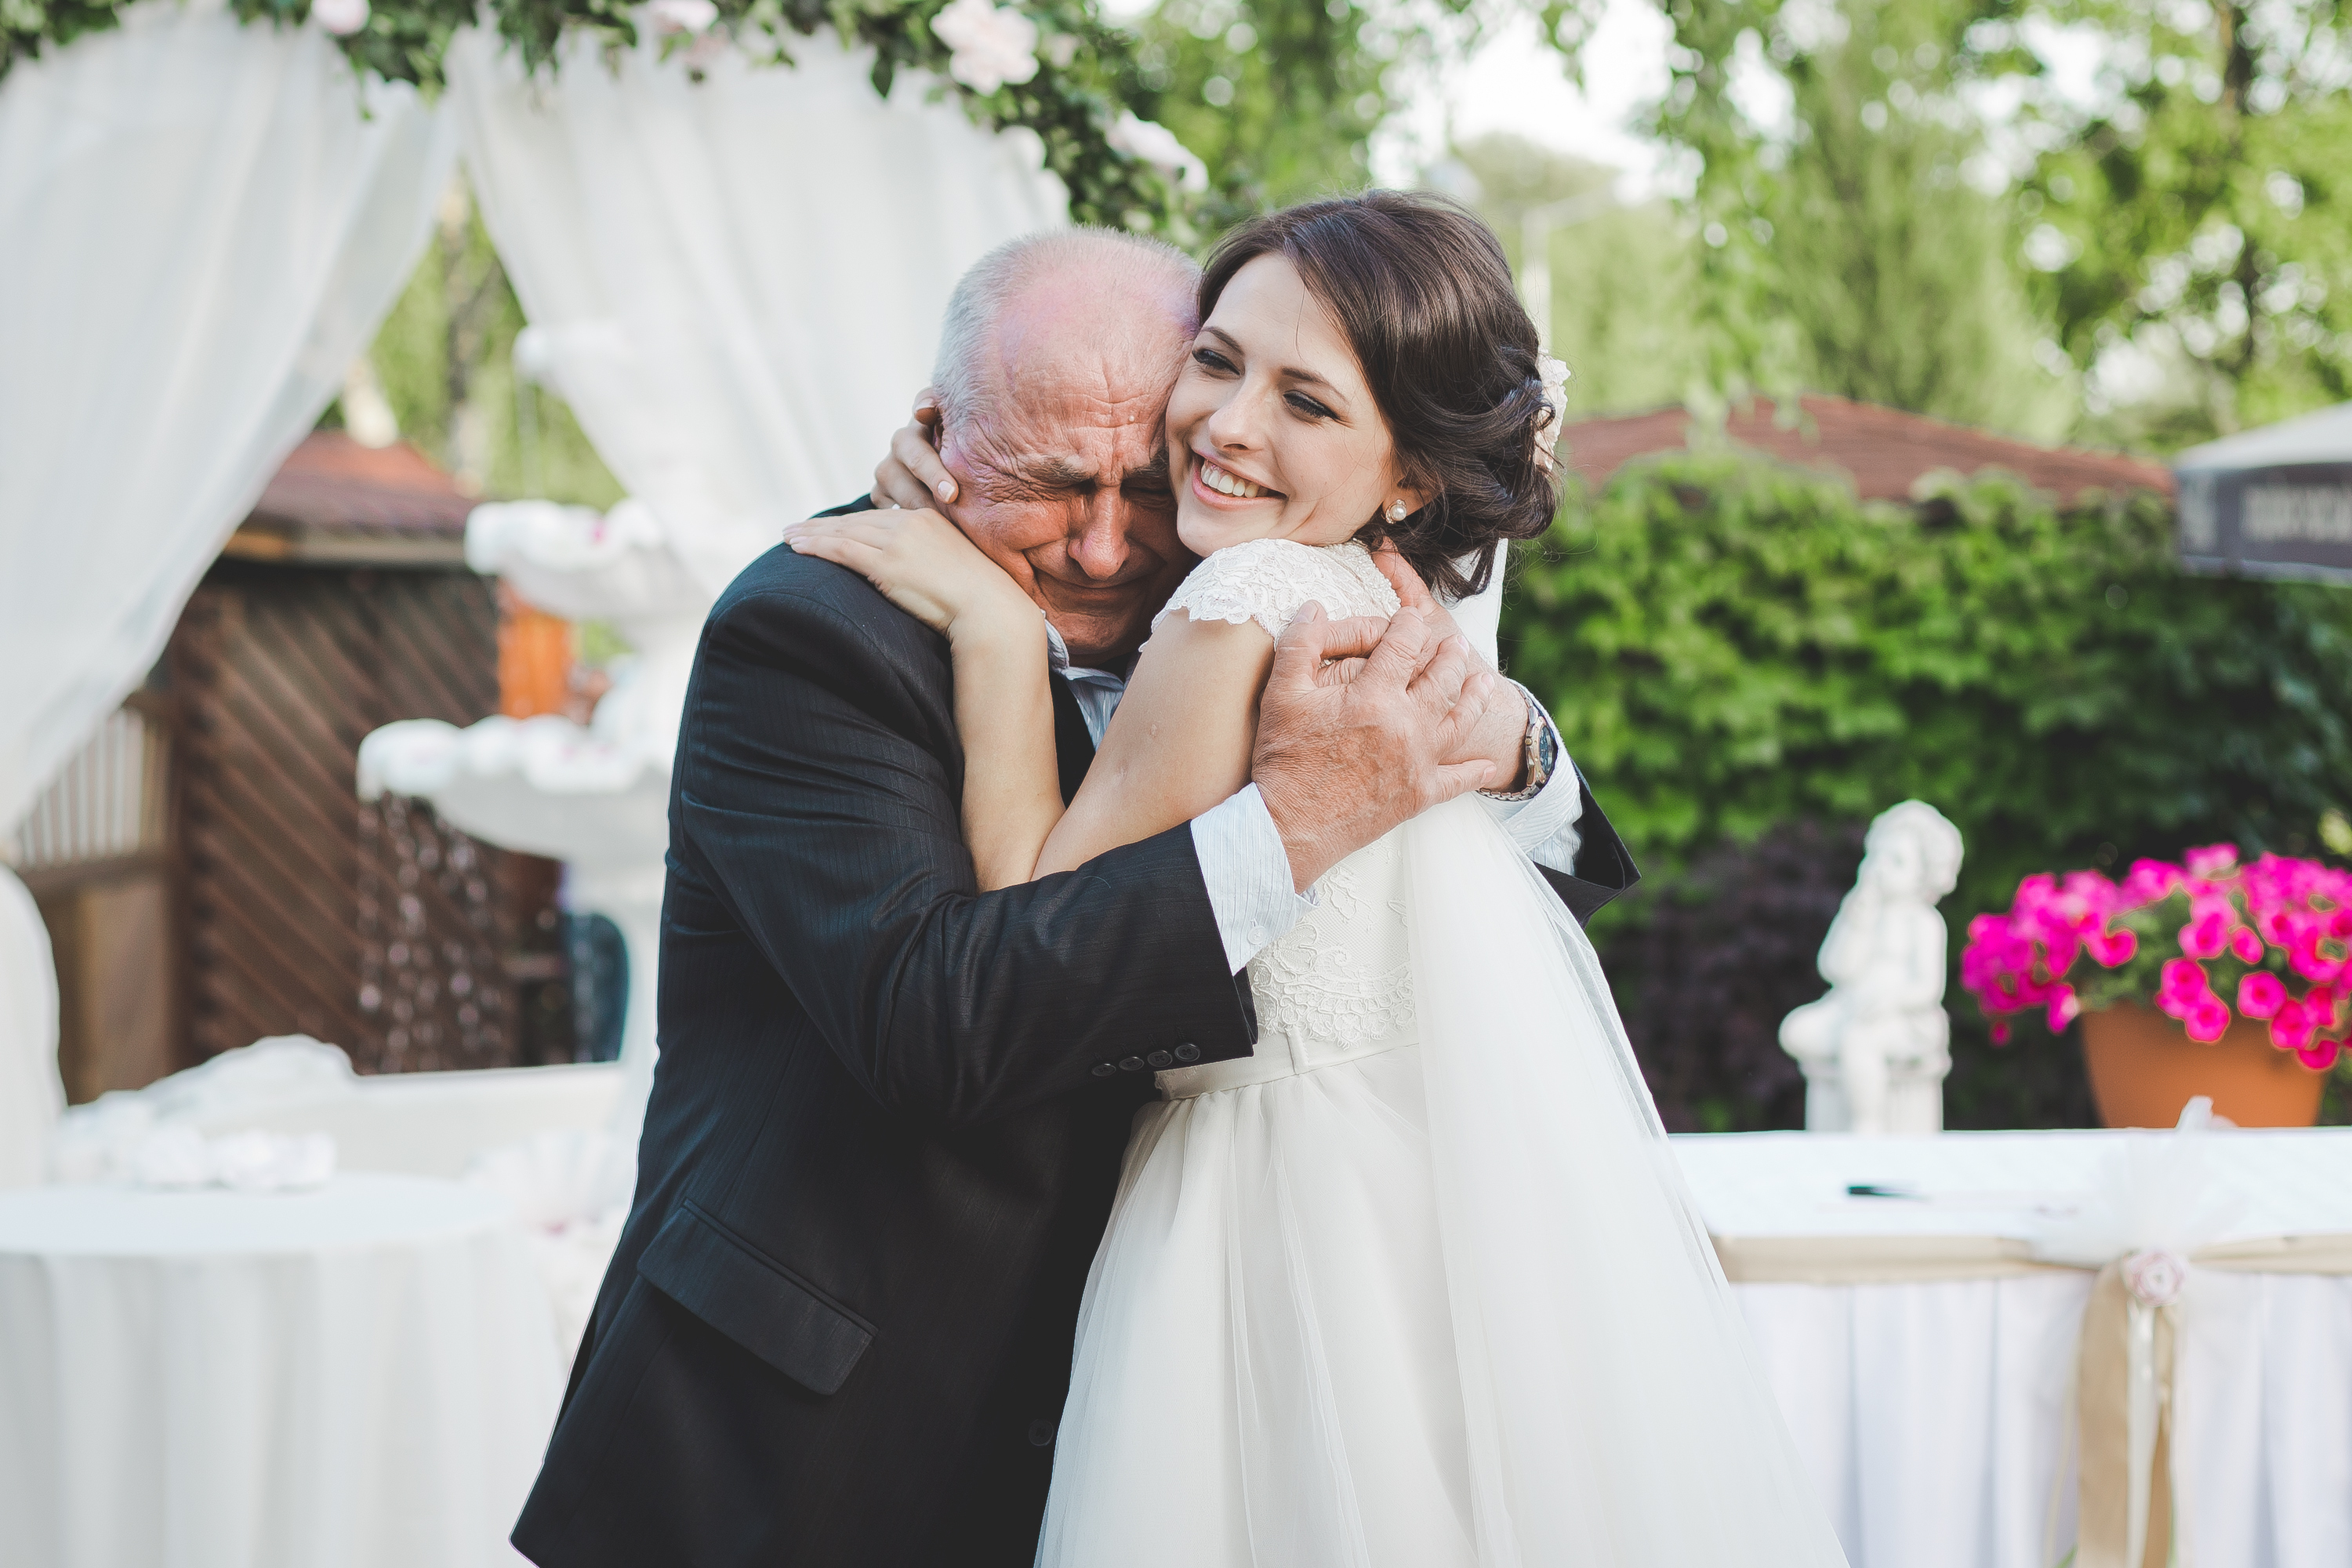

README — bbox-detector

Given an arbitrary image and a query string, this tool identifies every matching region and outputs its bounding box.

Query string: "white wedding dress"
[1033,539,1846,1568]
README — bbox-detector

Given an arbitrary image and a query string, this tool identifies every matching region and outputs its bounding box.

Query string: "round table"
[0,1174,563,1568]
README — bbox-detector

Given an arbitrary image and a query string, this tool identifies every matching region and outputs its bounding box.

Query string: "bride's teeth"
[1203,462,1264,499]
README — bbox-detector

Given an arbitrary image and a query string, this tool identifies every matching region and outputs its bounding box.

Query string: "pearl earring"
[1386,499,1409,523]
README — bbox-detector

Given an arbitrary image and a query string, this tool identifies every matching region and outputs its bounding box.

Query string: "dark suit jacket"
[514,535,1637,1568]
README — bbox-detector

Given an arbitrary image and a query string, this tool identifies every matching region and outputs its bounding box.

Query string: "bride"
[787,191,1846,1566]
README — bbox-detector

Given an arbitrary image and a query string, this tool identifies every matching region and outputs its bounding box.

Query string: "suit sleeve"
[673,581,1254,1126]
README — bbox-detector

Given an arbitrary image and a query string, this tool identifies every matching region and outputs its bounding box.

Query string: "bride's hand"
[785,509,1038,645]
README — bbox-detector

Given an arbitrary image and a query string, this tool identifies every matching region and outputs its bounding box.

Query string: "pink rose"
[2122,1249,2189,1308]
[311,0,368,34]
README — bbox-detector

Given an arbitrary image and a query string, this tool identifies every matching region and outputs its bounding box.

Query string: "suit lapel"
[1049,673,1094,806]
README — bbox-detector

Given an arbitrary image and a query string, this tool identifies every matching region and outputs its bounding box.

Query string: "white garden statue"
[1780,800,1965,1135]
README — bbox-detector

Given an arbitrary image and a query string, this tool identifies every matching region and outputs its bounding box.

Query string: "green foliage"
[1503,450,2352,1123]
[1128,0,1381,222]
[349,186,623,507]
[1570,0,2352,445]
[2009,1,2352,437]
[1452,134,1708,416]
[2,0,1193,234]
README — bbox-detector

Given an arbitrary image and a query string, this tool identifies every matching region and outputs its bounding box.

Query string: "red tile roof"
[1561,394,2174,506]
[227,433,473,566]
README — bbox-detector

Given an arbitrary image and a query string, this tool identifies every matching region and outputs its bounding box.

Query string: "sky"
[1373,0,1677,195]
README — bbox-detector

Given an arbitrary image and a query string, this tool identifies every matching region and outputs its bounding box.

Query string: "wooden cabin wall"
[168,560,570,1076]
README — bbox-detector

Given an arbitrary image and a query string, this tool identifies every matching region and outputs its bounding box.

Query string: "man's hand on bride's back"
[1253,604,1499,893]
[783,508,1037,648]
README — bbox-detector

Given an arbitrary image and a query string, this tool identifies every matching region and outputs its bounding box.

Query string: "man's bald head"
[927,230,1205,666]
[932,229,1200,427]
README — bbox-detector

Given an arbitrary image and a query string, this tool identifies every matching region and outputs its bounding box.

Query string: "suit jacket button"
[1174,1043,1200,1062]
[1145,1050,1173,1069]
[1091,1062,1116,1078]
[1027,1418,1057,1448]
[1119,1056,1145,1073]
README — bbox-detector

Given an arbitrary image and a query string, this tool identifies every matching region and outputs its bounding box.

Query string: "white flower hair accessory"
[930,0,1040,94]
[1533,353,1571,474]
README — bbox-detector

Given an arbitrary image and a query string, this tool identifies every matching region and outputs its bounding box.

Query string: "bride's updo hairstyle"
[1196,190,1563,600]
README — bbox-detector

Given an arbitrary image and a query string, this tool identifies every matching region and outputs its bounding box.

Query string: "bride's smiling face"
[1167,254,1424,557]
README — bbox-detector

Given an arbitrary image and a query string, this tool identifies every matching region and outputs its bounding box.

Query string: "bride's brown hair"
[1196,191,1563,601]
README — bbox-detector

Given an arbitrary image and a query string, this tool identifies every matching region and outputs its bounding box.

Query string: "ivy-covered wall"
[1503,452,2352,1129]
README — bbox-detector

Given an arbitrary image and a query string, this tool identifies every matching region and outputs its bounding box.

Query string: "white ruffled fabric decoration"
[51,1035,358,1184]
[466,1128,628,1354]
[129,1126,336,1192]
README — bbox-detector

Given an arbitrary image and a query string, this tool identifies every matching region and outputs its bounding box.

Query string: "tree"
[334,178,621,508]
[2010,0,2352,438]
[1449,134,1709,417]
[1563,0,2352,445]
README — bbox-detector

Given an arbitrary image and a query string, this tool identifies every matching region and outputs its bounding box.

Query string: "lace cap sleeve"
[1151,539,1401,644]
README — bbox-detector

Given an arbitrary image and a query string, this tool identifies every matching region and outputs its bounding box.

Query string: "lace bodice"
[1161,540,1416,1065]
[1152,536,1401,644]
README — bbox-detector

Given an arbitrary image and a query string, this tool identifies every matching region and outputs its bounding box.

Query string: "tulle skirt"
[1034,799,1850,1568]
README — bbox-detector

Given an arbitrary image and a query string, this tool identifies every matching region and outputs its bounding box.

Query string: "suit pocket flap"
[636,1202,874,1396]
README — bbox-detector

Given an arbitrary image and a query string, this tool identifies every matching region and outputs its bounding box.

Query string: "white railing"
[5,700,169,870]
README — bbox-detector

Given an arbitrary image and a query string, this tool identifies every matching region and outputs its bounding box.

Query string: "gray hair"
[931,227,1200,426]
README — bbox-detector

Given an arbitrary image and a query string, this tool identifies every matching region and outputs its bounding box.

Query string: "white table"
[1675,1130,2352,1568]
[0,1174,563,1568]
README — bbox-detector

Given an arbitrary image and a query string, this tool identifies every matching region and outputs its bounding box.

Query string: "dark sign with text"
[2176,463,2352,584]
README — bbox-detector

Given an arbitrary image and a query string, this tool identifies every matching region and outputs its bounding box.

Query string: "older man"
[513,230,1635,1568]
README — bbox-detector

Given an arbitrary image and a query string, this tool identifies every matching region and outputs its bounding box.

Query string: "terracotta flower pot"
[2079,1001,2328,1129]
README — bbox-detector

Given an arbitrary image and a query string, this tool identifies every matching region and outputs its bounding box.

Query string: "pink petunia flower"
[2180,903,2236,960]
[2085,927,2138,967]
[2296,1040,2340,1071]
[2270,999,2315,1053]
[2046,987,2082,1033]
[2230,925,2266,964]
[2186,996,2232,1043]
[2158,958,2212,1018]
[2184,844,2241,878]
[2238,971,2288,1019]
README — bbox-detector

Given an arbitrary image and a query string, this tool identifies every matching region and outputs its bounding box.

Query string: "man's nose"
[1067,490,1133,581]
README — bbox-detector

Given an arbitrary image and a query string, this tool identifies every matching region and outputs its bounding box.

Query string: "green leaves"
[1505,448,2352,938]
[5,0,1196,237]
[1507,448,2352,1123]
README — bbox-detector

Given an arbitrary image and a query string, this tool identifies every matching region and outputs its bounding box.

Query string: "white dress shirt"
[1044,625,1585,974]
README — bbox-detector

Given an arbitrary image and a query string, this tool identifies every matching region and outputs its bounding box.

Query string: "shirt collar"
[1044,620,1134,684]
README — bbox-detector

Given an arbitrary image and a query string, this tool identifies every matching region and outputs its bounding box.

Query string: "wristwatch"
[1479,680,1558,803]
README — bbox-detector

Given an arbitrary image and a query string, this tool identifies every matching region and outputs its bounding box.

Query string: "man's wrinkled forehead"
[985,270,1193,421]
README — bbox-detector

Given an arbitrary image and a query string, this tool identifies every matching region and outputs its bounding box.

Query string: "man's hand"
[1253,604,1499,891]
[869,390,961,510]
[1369,543,1530,793]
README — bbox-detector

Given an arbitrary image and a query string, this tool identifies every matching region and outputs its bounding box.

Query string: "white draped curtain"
[0,0,456,1185]
[446,27,1068,594]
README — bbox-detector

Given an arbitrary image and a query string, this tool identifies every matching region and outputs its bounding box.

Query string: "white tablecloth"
[1674,1131,2352,1568]
[0,1174,563,1568]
